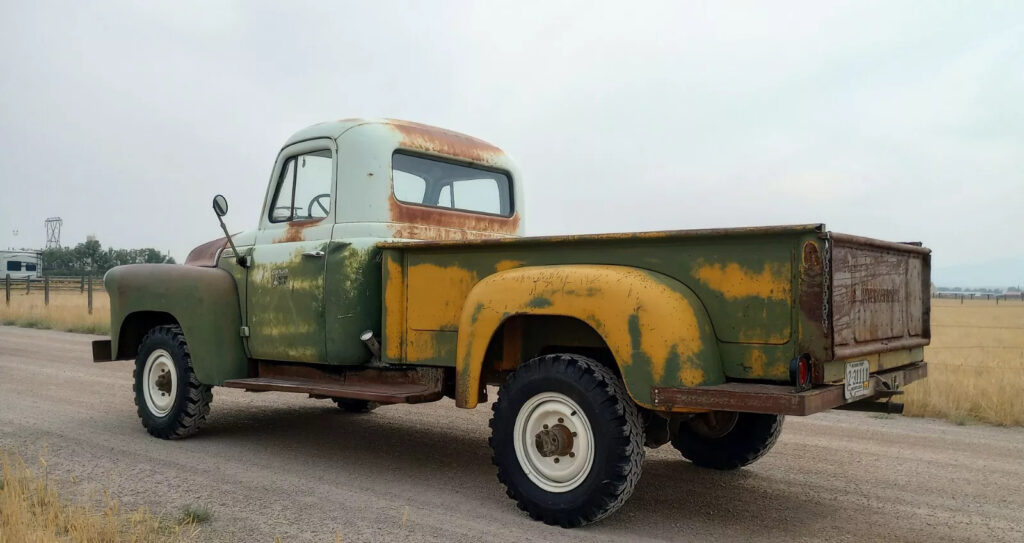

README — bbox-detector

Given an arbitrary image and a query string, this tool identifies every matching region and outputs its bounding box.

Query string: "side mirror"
[211,194,248,268]
[213,194,229,217]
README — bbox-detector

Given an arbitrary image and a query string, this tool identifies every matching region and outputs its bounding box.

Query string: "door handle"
[302,250,325,257]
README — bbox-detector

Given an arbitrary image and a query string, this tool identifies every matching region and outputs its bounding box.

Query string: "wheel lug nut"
[571,432,577,437]
[558,417,564,423]
[553,458,560,463]
[569,452,575,458]
[543,424,549,429]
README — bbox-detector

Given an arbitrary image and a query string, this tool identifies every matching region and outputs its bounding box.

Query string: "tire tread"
[133,325,212,439]
[489,354,644,527]
[671,412,783,470]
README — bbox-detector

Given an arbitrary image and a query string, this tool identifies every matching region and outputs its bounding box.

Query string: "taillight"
[790,355,812,391]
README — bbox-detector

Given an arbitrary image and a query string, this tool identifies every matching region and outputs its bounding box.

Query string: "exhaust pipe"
[360,330,382,361]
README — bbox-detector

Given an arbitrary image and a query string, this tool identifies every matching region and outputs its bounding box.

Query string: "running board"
[223,363,445,404]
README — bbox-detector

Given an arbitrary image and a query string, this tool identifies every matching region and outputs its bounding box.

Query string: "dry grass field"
[0,449,198,542]
[903,298,1024,426]
[0,290,109,335]
[2,291,1022,426]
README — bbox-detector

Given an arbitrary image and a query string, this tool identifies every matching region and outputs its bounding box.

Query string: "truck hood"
[184,230,257,267]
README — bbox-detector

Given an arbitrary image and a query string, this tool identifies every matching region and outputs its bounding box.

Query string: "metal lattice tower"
[45,217,62,249]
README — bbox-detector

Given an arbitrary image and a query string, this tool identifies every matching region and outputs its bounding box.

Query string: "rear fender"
[455,265,724,409]
[105,264,248,385]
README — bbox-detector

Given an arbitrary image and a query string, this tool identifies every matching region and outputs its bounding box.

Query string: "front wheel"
[133,325,212,439]
[489,354,644,528]
[671,411,783,470]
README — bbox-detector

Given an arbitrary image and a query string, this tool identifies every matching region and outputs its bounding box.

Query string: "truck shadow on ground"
[189,399,832,537]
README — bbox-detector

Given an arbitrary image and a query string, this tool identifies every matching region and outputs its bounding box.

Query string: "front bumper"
[650,362,927,416]
[92,339,113,362]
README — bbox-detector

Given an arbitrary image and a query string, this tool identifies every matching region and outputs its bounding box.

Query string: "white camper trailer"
[1,250,42,280]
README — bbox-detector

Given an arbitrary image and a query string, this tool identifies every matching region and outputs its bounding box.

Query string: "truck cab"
[94,118,930,528]
[184,119,524,368]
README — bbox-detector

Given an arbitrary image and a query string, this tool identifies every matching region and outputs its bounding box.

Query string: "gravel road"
[1,326,1022,542]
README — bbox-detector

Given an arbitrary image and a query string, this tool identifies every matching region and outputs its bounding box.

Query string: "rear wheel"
[671,411,783,470]
[133,325,212,439]
[331,398,378,413]
[489,354,644,527]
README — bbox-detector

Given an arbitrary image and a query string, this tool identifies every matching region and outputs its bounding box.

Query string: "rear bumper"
[650,362,927,416]
[92,339,113,362]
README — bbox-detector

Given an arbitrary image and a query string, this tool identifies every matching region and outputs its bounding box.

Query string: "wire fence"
[934,292,1024,304]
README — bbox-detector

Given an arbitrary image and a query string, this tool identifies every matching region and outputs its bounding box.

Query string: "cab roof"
[283,118,507,165]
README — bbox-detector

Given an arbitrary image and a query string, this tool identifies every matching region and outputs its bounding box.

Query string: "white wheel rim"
[143,348,177,416]
[513,392,595,493]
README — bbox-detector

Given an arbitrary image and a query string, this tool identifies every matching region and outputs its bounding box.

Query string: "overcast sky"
[1,1,1021,286]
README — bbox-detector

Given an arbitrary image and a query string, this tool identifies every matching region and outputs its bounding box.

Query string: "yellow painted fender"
[455,265,724,408]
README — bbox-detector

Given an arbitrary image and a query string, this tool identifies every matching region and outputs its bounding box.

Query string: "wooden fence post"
[87,276,93,315]
[44,276,50,306]
[4,274,9,306]
[25,277,30,294]
[80,276,85,293]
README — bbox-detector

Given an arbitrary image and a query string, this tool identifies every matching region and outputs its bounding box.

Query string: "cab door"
[246,140,336,363]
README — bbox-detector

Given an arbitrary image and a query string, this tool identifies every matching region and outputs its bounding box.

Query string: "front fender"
[456,265,724,409]
[106,264,248,385]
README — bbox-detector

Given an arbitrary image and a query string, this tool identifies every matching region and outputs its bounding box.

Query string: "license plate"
[844,360,871,400]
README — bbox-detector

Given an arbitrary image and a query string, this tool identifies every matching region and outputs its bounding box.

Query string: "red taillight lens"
[790,355,813,390]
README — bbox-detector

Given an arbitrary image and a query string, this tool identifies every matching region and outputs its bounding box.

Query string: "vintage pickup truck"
[93,118,930,527]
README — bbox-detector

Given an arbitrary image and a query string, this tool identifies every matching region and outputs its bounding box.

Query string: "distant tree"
[41,239,174,276]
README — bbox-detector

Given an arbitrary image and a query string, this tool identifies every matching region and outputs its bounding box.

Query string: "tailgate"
[828,233,931,359]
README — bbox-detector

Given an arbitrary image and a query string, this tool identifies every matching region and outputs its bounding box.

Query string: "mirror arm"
[216,215,248,268]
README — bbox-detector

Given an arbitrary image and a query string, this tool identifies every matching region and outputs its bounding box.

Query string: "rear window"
[392,153,512,217]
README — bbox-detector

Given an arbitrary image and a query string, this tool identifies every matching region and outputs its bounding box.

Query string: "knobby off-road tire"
[489,354,645,528]
[331,398,379,413]
[671,411,783,470]
[133,325,213,439]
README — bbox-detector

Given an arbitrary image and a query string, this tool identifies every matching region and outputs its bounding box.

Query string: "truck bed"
[377,223,931,382]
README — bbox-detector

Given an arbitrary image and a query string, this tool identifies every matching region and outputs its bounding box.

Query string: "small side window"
[25,263,36,272]
[270,159,296,222]
[6,261,19,272]
[269,149,333,222]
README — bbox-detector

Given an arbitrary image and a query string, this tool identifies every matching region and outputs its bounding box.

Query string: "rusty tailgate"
[828,233,931,359]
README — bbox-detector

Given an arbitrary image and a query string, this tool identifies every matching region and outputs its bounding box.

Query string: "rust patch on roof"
[388,196,519,241]
[387,119,504,164]
[184,236,227,267]
[274,218,323,244]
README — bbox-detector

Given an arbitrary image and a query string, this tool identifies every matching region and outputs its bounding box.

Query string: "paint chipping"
[274,218,323,244]
[452,265,722,408]
[693,261,791,301]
